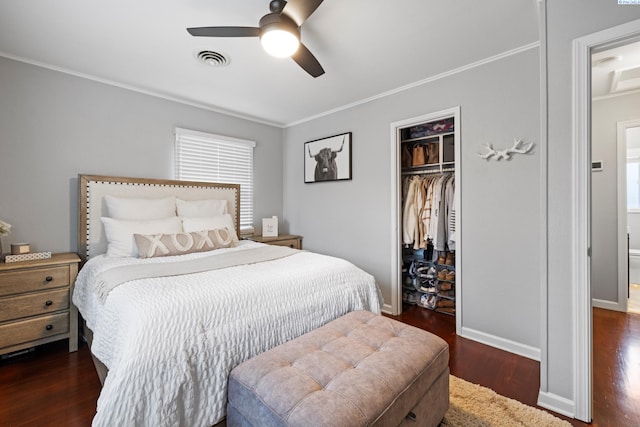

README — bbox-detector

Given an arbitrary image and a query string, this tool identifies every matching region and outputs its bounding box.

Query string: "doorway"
[592,39,640,315]
[621,122,640,314]
[573,20,640,423]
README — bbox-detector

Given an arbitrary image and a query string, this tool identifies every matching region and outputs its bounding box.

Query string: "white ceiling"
[0,0,540,127]
[592,40,640,99]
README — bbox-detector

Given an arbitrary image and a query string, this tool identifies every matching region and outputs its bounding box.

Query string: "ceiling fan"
[187,0,325,78]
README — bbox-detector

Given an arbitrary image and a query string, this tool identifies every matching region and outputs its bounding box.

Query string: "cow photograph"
[304,132,352,183]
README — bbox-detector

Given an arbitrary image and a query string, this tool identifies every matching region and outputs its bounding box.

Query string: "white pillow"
[102,216,183,257]
[104,195,176,220]
[176,198,228,217]
[181,214,239,242]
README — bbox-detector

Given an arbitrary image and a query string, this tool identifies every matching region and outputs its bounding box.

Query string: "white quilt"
[73,241,381,427]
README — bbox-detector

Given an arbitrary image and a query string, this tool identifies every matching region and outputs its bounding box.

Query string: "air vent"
[611,66,640,93]
[196,50,230,67]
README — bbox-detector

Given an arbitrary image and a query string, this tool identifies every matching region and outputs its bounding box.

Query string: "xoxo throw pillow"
[134,228,236,259]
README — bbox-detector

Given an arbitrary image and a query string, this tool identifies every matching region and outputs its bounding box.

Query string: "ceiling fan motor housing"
[258,13,300,39]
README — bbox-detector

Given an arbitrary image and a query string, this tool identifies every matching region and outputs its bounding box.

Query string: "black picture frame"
[304,132,352,183]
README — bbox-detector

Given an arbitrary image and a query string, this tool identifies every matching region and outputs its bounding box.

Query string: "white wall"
[545,0,640,412]
[0,56,284,254]
[284,47,541,353]
[591,92,640,303]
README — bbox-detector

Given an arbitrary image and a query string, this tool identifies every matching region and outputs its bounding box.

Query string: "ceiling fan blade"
[283,0,324,26]
[187,27,260,37]
[292,43,324,77]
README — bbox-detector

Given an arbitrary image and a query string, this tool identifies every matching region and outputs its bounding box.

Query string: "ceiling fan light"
[261,28,300,58]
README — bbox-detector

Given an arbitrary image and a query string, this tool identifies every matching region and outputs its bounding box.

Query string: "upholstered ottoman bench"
[227,310,449,427]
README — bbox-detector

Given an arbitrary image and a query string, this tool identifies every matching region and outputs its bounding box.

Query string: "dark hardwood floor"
[591,307,640,426]
[0,340,101,426]
[0,307,637,426]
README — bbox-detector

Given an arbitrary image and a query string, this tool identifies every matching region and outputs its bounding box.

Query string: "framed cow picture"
[304,132,352,183]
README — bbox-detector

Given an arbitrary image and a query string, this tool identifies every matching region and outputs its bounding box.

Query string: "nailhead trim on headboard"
[78,175,240,262]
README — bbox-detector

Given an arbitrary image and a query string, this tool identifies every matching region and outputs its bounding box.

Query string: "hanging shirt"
[402,176,419,245]
[434,175,450,251]
[429,175,446,249]
[421,176,435,244]
[445,176,456,251]
[413,177,427,249]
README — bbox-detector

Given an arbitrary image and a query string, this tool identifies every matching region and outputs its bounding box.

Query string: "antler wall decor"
[478,138,534,161]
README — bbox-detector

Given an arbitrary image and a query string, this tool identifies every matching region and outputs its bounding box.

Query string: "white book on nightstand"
[262,216,278,237]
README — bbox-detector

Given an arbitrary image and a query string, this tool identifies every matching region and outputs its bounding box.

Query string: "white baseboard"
[537,390,576,419]
[381,303,393,315]
[592,298,625,312]
[460,326,541,361]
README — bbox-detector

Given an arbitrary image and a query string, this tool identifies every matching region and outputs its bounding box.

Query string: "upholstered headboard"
[78,174,240,262]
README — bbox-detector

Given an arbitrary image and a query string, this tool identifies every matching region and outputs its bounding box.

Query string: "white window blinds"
[175,127,256,234]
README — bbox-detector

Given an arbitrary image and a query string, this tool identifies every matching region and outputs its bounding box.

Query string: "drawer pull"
[45,276,53,282]
[45,300,53,306]
[45,324,53,331]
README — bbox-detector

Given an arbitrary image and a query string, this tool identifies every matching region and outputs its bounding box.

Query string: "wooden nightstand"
[249,234,303,250]
[0,253,80,356]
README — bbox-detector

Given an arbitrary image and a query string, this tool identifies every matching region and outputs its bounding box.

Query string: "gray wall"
[629,213,640,250]
[0,56,284,254]
[591,92,640,303]
[546,0,640,405]
[284,48,541,350]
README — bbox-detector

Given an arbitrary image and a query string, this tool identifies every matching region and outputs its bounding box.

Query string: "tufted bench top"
[227,310,449,426]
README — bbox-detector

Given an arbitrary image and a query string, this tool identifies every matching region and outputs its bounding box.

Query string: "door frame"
[572,18,640,422]
[389,106,461,335]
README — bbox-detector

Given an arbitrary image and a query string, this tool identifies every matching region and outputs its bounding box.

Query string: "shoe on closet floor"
[420,282,437,293]
[407,292,418,304]
[445,270,456,282]
[445,251,455,266]
[439,282,452,291]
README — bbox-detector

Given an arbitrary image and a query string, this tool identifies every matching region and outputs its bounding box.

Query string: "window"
[175,127,256,234]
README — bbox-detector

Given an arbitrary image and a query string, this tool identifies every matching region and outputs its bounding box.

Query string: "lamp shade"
[258,12,300,58]
[261,29,299,57]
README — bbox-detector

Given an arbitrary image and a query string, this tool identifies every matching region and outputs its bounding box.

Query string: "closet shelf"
[401,131,454,144]
[437,293,455,300]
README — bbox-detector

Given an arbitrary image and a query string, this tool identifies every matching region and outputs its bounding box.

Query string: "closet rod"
[401,168,454,176]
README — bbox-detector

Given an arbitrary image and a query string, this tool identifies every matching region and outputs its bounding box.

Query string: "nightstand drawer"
[0,288,69,322]
[267,238,301,249]
[249,234,303,249]
[0,266,70,297]
[0,312,69,349]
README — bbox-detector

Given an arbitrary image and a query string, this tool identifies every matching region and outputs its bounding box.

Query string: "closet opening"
[389,107,461,335]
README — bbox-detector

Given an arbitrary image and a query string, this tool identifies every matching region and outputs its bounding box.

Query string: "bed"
[72,174,381,427]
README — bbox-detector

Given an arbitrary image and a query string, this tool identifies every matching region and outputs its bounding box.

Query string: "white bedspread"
[73,240,381,427]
